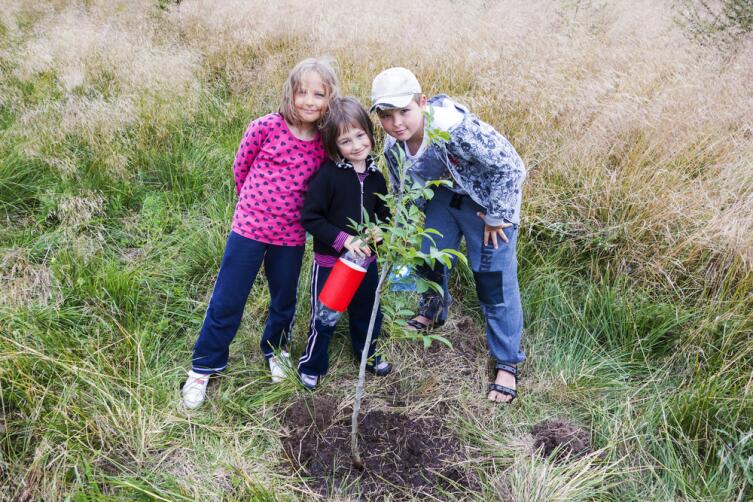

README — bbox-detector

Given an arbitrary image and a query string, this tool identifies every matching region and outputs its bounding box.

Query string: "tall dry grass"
[2,0,751,300]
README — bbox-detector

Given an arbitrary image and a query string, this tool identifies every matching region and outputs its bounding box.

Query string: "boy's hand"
[344,235,371,257]
[477,212,512,249]
[367,226,384,244]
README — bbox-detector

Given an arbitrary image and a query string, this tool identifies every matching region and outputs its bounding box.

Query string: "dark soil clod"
[531,418,592,462]
[282,397,478,499]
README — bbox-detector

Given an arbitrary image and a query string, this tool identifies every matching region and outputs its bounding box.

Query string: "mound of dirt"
[282,397,478,499]
[531,419,592,462]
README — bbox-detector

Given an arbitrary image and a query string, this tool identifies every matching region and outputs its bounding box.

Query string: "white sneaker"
[182,370,210,409]
[300,372,319,390]
[268,351,290,383]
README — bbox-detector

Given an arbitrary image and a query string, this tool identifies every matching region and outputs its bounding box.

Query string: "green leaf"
[428,280,444,295]
[415,278,430,293]
[429,334,453,349]
[443,248,468,265]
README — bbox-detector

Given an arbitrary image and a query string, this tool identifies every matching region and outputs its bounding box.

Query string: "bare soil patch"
[531,418,592,462]
[419,315,488,386]
[282,396,479,499]
[427,315,486,361]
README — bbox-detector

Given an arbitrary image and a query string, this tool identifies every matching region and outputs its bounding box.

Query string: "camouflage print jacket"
[383,94,525,225]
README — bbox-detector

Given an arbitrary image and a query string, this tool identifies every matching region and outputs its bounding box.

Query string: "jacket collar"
[335,154,379,173]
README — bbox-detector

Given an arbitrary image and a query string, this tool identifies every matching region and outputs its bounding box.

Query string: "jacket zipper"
[358,173,364,225]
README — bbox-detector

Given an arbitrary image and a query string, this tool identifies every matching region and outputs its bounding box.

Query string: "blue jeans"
[418,187,525,365]
[298,260,383,376]
[191,232,304,374]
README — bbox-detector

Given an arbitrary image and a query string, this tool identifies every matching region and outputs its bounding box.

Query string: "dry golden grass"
[3,1,753,289]
[2,0,751,294]
[0,249,58,307]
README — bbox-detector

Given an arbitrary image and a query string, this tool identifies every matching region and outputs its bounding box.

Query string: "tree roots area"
[282,396,480,499]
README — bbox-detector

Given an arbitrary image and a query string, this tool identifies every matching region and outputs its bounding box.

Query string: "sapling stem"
[350,147,406,470]
[351,263,392,470]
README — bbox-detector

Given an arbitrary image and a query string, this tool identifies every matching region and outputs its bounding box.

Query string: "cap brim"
[369,93,415,114]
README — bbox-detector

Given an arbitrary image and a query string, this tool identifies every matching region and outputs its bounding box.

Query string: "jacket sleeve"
[300,168,346,245]
[233,117,268,196]
[448,117,525,226]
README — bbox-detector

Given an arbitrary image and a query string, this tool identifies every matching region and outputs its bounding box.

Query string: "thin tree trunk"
[351,263,392,470]
[352,146,405,469]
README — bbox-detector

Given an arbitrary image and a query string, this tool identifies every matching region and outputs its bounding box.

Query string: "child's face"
[376,97,426,142]
[294,71,328,125]
[336,126,372,164]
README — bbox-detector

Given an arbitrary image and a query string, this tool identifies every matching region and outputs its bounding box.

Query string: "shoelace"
[187,376,207,388]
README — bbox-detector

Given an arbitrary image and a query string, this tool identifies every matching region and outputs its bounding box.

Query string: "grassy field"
[1,0,751,500]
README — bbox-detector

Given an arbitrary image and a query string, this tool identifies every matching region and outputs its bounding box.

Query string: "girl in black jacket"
[298,97,392,389]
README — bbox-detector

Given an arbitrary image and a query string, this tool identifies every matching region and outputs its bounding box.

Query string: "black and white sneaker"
[300,372,319,390]
[366,360,393,376]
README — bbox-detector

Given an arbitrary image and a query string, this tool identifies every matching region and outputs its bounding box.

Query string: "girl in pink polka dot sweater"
[182,58,340,409]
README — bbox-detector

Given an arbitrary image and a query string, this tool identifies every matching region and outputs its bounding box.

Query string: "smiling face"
[293,71,328,125]
[319,96,376,161]
[376,95,426,143]
[336,126,372,164]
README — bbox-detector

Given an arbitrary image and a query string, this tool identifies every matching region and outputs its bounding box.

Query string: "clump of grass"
[678,0,753,47]
[0,248,57,307]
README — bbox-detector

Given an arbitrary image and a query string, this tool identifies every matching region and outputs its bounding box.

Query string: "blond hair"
[279,57,340,126]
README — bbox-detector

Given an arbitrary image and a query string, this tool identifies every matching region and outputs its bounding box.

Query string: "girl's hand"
[476,212,512,249]
[344,235,371,257]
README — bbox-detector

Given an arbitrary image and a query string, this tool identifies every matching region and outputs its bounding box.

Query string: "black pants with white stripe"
[298,260,383,377]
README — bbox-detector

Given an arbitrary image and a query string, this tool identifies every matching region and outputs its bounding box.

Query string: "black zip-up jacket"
[301,157,391,257]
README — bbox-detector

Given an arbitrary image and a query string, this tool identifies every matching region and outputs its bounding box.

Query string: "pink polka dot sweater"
[231,113,326,246]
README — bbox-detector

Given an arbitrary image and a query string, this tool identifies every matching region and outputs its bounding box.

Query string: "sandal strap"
[495,363,518,378]
[488,383,517,400]
[416,308,445,328]
[406,318,430,331]
[406,317,445,331]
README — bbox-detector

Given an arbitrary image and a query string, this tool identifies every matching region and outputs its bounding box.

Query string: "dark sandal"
[488,363,518,403]
[406,317,445,332]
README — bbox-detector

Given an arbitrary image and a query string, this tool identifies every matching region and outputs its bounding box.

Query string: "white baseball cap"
[369,67,422,113]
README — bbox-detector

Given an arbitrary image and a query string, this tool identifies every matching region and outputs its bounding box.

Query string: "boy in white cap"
[371,67,526,403]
